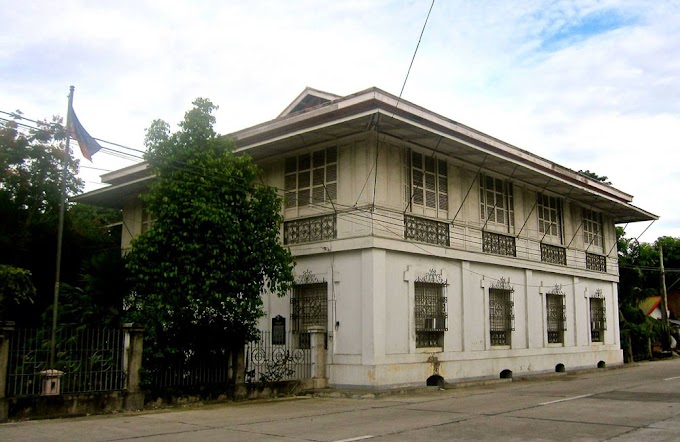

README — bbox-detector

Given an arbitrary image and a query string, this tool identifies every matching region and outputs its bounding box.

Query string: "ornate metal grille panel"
[482,231,516,257]
[245,331,311,383]
[586,253,607,272]
[415,282,447,348]
[284,214,336,245]
[291,282,328,349]
[546,293,567,343]
[404,215,450,246]
[590,295,606,342]
[541,243,567,265]
[489,286,514,346]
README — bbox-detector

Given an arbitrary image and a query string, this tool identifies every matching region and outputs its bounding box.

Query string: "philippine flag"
[67,107,102,161]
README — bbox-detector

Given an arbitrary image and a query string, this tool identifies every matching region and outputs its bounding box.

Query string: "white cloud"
[1,0,678,240]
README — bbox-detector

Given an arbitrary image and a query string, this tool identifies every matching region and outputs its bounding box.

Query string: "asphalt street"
[2,358,680,441]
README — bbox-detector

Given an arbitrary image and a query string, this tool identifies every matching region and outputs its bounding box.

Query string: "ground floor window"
[590,290,606,343]
[489,279,514,346]
[546,291,566,344]
[291,280,327,349]
[414,270,448,348]
[415,282,447,347]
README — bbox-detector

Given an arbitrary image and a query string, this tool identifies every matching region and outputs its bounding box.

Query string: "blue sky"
[1,0,678,241]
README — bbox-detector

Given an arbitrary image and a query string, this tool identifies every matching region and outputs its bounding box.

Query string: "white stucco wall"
[116,130,625,389]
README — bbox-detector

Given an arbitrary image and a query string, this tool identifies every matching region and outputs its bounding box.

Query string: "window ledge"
[548,343,564,348]
[416,347,443,353]
[490,345,511,350]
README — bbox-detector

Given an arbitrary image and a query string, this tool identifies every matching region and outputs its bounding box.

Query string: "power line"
[356,0,436,207]
[0,109,145,158]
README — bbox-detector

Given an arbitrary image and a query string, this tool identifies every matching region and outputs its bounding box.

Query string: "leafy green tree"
[1,115,123,326]
[0,264,36,320]
[617,227,658,307]
[125,98,295,380]
[578,169,611,185]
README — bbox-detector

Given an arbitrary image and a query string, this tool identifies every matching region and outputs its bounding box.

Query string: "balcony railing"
[284,214,336,245]
[541,243,567,265]
[404,215,450,247]
[586,253,607,272]
[482,231,516,257]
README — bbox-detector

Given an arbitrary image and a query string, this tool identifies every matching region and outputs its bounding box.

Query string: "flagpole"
[50,85,74,368]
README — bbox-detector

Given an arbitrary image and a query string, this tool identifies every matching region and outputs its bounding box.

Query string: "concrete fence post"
[0,321,15,423]
[308,326,327,389]
[234,345,247,401]
[123,323,144,410]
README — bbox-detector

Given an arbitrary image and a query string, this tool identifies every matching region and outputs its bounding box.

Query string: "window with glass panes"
[538,193,563,242]
[480,173,514,230]
[405,151,448,212]
[284,147,337,209]
[582,209,603,248]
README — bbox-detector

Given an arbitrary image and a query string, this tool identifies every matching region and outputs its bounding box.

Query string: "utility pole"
[660,244,671,351]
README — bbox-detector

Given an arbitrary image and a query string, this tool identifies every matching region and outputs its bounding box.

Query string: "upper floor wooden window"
[582,208,603,248]
[537,193,563,243]
[284,147,337,209]
[405,151,448,213]
[480,173,514,230]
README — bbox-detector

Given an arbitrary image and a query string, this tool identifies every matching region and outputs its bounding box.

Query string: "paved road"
[3,359,680,441]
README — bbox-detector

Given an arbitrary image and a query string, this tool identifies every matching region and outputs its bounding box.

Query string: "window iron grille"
[404,215,450,246]
[586,253,607,272]
[590,294,606,343]
[284,214,336,245]
[482,231,516,257]
[489,279,514,346]
[291,282,328,349]
[541,243,567,265]
[546,293,567,343]
[415,281,447,348]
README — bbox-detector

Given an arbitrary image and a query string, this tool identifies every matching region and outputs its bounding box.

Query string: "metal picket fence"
[147,351,232,389]
[6,328,126,397]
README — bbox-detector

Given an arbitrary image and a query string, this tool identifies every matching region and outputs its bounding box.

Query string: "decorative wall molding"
[549,284,565,296]
[491,277,514,292]
[415,269,448,286]
[296,269,325,285]
[591,288,604,299]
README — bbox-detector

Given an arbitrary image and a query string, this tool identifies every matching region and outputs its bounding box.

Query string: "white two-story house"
[75,87,657,388]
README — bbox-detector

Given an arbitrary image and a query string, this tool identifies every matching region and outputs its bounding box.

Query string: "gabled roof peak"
[278,87,341,118]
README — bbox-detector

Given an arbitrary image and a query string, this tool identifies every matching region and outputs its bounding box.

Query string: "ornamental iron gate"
[245,331,311,383]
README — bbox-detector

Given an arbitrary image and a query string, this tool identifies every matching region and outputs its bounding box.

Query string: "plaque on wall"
[272,315,286,345]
